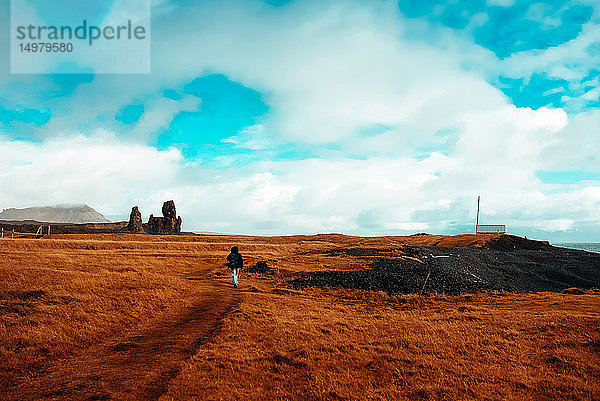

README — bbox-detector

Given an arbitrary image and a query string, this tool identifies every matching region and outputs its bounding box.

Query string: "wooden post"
[475,195,480,234]
[421,271,431,295]
[12,229,14,239]
[48,225,51,236]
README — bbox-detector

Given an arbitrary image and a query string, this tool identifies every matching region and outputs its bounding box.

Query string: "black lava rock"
[291,237,600,295]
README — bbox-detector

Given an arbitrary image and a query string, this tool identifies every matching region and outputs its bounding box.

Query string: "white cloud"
[0,0,599,240]
[539,109,600,171]
[155,0,505,144]
[498,22,600,83]
[127,95,202,143]
[1,121,598,238]
[384,222,429,231]
[0,132,182,217]
[538,219,575,232]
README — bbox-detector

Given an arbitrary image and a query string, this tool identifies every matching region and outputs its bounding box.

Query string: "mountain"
[0,205,111,224]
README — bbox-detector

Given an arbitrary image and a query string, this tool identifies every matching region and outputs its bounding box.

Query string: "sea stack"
[127,206,143,232]
[147,200,182,234]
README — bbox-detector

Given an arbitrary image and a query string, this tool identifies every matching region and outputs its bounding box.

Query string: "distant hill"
[0,205,110,224]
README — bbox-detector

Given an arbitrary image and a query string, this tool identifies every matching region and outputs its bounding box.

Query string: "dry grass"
[0,233,598,400]
[163,288,600,400]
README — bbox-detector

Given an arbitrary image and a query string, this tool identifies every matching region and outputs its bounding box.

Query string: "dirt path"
[12,280,240,401]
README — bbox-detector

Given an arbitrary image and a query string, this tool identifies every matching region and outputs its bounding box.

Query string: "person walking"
[226,246,243,288]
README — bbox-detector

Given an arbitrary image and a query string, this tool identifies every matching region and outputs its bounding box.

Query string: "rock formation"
[127,206,143,232]
[147,200,182,234]
[162,200,177,219]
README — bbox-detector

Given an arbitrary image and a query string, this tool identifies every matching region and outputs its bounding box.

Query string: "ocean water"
[553,243,600,254]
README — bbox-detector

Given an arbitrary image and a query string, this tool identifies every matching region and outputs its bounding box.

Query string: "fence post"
[48,225,51,236]
[12,229,14,239]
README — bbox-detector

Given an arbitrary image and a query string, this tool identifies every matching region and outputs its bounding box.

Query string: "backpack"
[229,252,243,269]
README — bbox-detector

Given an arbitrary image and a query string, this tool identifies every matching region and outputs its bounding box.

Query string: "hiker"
[226,246,243,288]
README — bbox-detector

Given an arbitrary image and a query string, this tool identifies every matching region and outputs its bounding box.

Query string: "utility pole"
[475,195,480,234]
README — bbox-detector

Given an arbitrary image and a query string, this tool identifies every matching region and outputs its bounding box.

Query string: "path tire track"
[9,280,240,401]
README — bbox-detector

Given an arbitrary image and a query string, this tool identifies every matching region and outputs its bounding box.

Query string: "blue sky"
[1,0,600,240]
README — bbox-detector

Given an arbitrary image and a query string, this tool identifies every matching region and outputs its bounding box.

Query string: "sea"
[553,243,600,254]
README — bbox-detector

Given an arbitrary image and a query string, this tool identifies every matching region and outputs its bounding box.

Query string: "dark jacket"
[227,252,243,270]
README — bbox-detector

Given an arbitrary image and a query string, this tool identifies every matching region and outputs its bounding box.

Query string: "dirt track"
[10,281,240,401]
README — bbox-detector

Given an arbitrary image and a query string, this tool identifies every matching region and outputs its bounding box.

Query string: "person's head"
[231,246,239,253]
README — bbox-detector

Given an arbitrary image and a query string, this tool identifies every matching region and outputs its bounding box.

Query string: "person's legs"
[231,268,240,287]
[234,268,240,286]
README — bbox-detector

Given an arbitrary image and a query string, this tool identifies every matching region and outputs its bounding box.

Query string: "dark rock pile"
[484,235,551,251]
[246,261,272,274]
[291,235,600,295]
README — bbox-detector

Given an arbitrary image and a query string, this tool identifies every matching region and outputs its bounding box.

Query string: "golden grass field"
[0,233,599,400]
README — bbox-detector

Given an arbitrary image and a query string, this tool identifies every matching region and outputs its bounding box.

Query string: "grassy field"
[0,234,598,400]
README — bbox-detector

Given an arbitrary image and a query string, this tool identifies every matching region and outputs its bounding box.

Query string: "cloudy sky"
[1,0,599,240]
